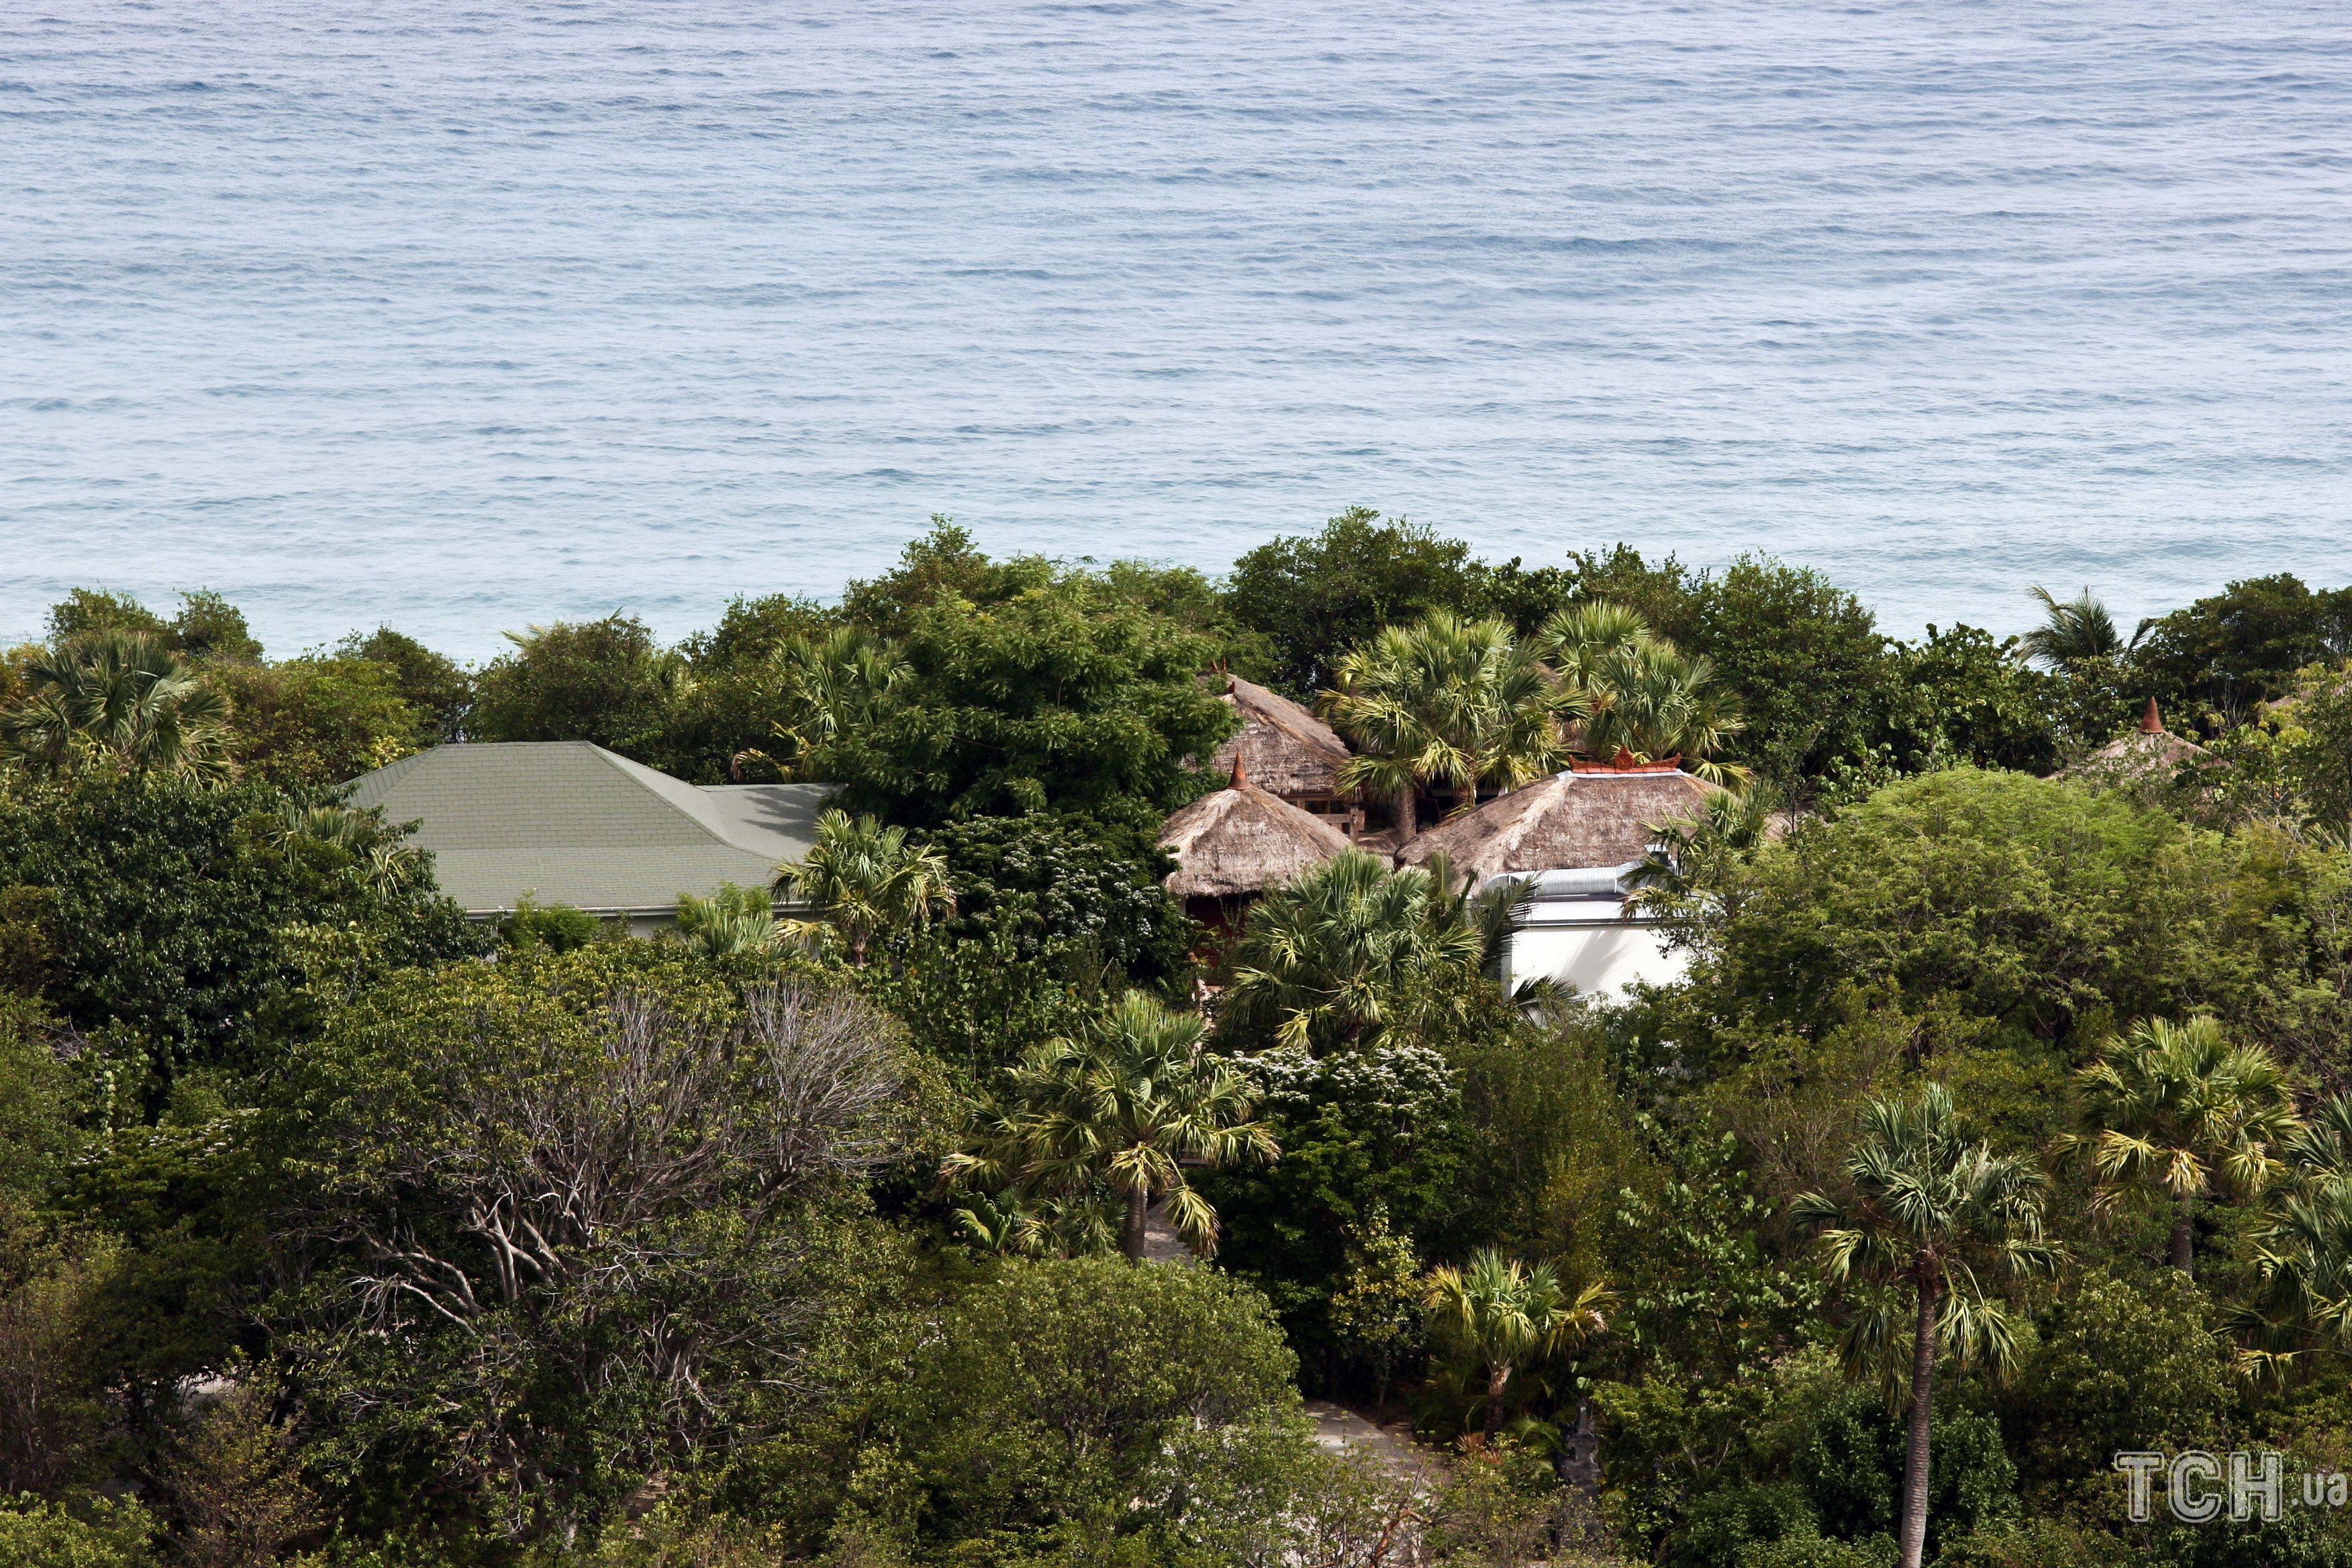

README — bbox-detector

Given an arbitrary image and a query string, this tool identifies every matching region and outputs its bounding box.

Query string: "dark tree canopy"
[1224,509,1484,696]
[2133,573,2352,720]
[919,812,1193,985]
[822,585,1235,834]
[1681,556,1890,787]
[338,627,475,744]
[466,614,681,756]
[1879,624,2059,775]
[0,771,479,1085]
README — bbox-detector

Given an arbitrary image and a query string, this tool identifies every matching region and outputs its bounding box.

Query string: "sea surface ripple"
[3,1,2349,656]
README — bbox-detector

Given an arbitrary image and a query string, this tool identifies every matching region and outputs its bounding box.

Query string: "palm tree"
[2227,1185,2352,1385]
[1224,850,1485,1052]
[2071,1015,2300,1275]
[1536,603,1747,784]
[1424,1249,1610,1442]
[1324,611,1568,838]
[736,626,909,781]
[1540,600,1654,688]
[944,991,1278,1260]
[1626,785,1770,905]
[2288,1093,2352,1202]
[2018,586,2132,672]
[0,632,235,781]
[268,801,425,897]
[950,1187,1122,1261]
[773,808,954,965]
[673,883,783,958]
[2218,1092,2352,1385]
[1794,1085,2058,1568]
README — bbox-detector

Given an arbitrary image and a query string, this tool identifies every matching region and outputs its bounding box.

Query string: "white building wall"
[1486,862,1687,999]
[1501,909,1689,998]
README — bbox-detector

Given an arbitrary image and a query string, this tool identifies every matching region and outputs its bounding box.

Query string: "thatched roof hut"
[1394,758,1716,887]
[1207,676,1352,805]
[2063,698,2214,779]
[1159,756,1354,901]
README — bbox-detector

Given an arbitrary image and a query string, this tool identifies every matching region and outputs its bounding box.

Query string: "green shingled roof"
[345,742,832,918]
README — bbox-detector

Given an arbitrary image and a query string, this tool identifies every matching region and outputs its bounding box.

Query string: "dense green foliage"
[0,771,479,1086]
[819,577,1236,834]
[5,530,2352,1567]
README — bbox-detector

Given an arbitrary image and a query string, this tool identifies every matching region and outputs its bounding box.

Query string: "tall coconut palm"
[1224,849,1485,1052]
[1794,1085,2057,1568]
[773,807,954,966]
[2018,586,2133,672]
[1324,611,1569,838]
[0,632,234,781]
[1536,602,1747,784]
[2070,1015,2300,1275]
[944,991,1278,1260]
[1424,1249,1610,1442]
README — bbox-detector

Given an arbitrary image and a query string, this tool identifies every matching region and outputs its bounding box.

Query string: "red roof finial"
[1611,746,1638,770]
[2141,697,2163,735]
[1230,751,1251,790]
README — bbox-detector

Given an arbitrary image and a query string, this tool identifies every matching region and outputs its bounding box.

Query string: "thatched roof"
[1207,676,1351,799]
[1159,758,1354,898]
[2063,698,2214,778]
[1394,761,1716,886]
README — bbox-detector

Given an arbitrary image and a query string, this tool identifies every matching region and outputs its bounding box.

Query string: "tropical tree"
[467,614,691,757]
[1538,602,1747,783]
[2018,585,2133,672]
[1423,1249,1608,1442]
[1328,1204,1424,1412]
[2070,1014,2300,1275]
[1626,784,1770,905]
[0,632,235,781]
[2218,1091,2352,1384]
[944,991,1278,1260]
[2227,1184,2352,1385]
[949,1187,1118,1261]
[821,575,1234,832]
[1539,600,1654,691]
[672,883,783,959]
[1223,850,1486,1052]
[1325,610,1569,838]
[2288,1092,2352,1202]
[735,625,908,781]
[1793,1085,2058,1568]
[774,807,954,965]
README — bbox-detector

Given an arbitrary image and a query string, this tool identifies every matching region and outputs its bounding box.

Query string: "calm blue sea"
[4,1,2350,659]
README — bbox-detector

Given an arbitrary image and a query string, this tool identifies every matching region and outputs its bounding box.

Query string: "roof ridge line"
[585,744,740,848]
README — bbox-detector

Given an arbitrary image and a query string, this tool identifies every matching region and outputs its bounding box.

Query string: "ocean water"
[3,1,2350,660]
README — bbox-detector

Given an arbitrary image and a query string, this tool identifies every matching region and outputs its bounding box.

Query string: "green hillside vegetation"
[3,516,2351,1566]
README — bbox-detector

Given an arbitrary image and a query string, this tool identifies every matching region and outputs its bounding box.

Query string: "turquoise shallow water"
[3,1,2349,658]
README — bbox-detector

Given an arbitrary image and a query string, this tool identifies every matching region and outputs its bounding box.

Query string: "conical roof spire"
[2140,697,2163,735]
[1230,751,1251,790]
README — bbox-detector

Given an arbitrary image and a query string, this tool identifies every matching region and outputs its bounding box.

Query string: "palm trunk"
[1397,788,1418,841]
[1482,1361,1512,1442]
[1898,1281,1940,1568]
[1122,1186,1148,1262]
[2171,1199,2196,1275]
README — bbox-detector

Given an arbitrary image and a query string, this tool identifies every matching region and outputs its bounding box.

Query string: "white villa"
[1394,758,1714,997]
